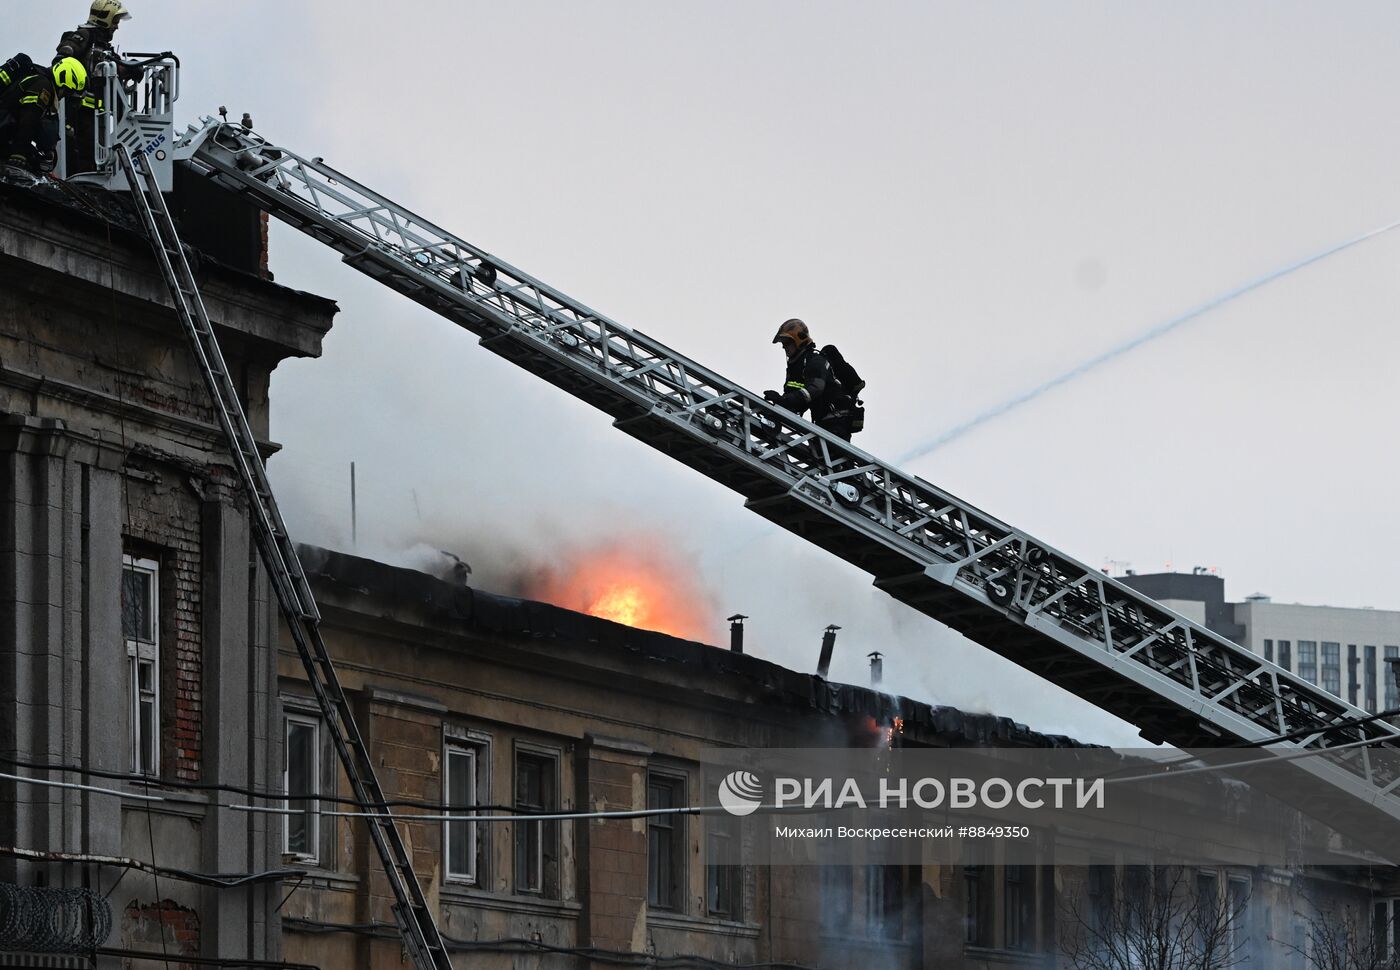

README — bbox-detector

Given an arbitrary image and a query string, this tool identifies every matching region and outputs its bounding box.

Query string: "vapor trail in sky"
[898,218,1400,465]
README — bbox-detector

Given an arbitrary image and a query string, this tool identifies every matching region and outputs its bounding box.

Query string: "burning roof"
[296,544,1090,749]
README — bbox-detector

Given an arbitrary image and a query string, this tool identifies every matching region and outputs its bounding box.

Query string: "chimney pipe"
[727,614,748,654]
[817,625,840,678]
[868,651,883,687]
[440,551,471,587]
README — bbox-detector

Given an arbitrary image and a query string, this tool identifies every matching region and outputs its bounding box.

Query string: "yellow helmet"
[772,318,813,352]
[86,0,133,29]
[52,57,88,93]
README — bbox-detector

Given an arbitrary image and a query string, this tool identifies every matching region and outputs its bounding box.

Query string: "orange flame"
[525,544,714,642]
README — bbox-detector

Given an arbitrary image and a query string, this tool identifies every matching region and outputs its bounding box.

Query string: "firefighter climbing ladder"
[162,121,1400,831]
[115,145,456,970]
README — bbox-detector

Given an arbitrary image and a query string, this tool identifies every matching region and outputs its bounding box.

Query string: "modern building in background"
[1120,570,1400,712]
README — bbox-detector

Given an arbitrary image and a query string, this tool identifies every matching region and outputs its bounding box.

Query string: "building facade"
[279,547,1400,970]
[0,178,335,965]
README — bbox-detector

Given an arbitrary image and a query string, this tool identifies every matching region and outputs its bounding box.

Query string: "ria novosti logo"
[718,770,764,816]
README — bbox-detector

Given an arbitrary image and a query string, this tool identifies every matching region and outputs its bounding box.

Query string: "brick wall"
[122,898,200,969]
[364,696,445,918]
[123,466,206,782]
[579,737,648,956]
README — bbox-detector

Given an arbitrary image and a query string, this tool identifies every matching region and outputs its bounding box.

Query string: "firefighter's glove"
[763,390,782,405]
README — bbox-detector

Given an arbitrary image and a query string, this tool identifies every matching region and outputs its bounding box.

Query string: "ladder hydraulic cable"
[115,145,455,970]
[168,123,1400,837]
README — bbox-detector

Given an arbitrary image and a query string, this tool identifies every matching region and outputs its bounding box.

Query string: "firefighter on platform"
[55,0,134,172]
[763,318,856,441]
[0,57,88,175]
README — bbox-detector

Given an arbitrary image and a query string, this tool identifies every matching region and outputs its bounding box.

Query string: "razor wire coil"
[0,883,112,953]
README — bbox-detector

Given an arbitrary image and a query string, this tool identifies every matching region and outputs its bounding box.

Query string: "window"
[283,712,319,861]
[1347,645,1359,705]
[1264,639,1273,663]
[1298,641,1317,685]
[822,866,853,932]
[1196,870,1218,904]
[445,738,487,883]
[867,866,904,940]
[963,866,992,946]
[1375,899,1397,960]
[1321,642,1340,695]
[1278,640,1291,671]
[1123,866,1151,937]
[1087,865,1115,937]
[1366,646,1378,713]
[707,814,742,919]
[1386,647,1399,709]
[1005,866,1033,951]
[1195,871,1218,951]
[1227,877,1250,954]
[514,750,558,896]
[122,556,159,776]
[647,772,685,910]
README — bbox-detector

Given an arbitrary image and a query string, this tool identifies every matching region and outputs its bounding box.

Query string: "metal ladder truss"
[116,145,455,970]
[172,122,1400,833]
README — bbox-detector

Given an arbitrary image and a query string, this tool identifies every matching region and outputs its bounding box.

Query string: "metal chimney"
[817,625,840,678]
[868,651,883,687]
[727,614,748,654]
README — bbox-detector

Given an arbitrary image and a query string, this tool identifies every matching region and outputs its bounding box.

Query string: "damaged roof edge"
[296,544,1094,750]
[0,178,338,317]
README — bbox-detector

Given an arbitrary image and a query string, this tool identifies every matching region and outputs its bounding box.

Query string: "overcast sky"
[14,3,1400,743]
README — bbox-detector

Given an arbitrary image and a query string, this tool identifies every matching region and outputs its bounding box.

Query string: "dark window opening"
[647,773,685,911]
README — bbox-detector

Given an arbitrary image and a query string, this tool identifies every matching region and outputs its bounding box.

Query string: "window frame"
[866,865,905,941]
[513,743,560,898]
[1385,647,1399,709]
[1298,640,1318,685]
[1226,875,1250,956]
[706,812,743,920]
[1086,863,1115,939]
[1374,898,1398,961]
[1321,641,1341,695]
[1004,864,1033,951]
[822,865,854,934]
[122,555,160,777]
[962,865,993,947]
[444,731,490,886]
[1365,645,1378,712]
[282,709,321,863]
[646,769,687,912]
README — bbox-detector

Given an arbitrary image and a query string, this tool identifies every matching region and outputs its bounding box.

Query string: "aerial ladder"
[58,59,1400,967]
[161,118,1400,837]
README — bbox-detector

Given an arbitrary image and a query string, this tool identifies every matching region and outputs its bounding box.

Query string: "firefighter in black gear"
[763,318,855,441]
[55,1,134,173]
[57,1,133,69]
[0,58,85,175]
[0,53,34,90]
